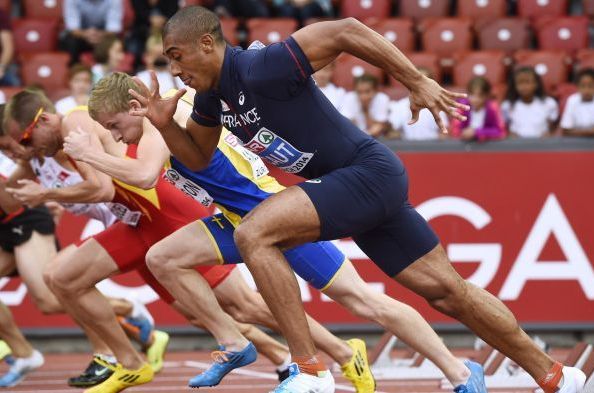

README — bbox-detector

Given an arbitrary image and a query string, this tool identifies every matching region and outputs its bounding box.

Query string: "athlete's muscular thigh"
[238,186,321,249]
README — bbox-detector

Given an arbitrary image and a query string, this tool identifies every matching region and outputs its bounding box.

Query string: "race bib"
[163,168,214,207]
[244,128,313,174]
[223,133,268,179]
[107,202,141,227]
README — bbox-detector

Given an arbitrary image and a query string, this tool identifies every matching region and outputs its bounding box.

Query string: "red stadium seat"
[513,50,570,90]
[247,18,298,45]
[577,49,594,71]
[123,0,135,29]
[333,54,383,90]
[340,0,392,19]
[0,0,10,14]
[398,0,450,19]
[457,0,506,19]
[364,18,415,53]
[452,50,507,87]
[535,16,589,53]
[476,18,530,52]
[517,0,568,18]
[20,52,70,90]
[420,18,472,56]
[584,0,594,16]
[23,0,63,21]
[13,19,59,55]
[220,18,239,46]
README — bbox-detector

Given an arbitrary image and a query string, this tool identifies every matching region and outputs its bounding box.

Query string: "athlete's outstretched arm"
[291,18,468,132]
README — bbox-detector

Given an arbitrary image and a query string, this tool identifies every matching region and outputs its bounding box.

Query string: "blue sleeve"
[191,92,222,127]
[240,36,315,100]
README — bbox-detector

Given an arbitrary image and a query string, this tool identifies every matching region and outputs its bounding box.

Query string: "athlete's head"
[576,68,594,102]
[162,6,226,93]
[4,89,62,156]
[88,72,144,144]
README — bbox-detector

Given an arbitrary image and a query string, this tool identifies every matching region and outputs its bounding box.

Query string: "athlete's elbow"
[91,187,114,203]
[337,17,365,40]
[137,173,159,190]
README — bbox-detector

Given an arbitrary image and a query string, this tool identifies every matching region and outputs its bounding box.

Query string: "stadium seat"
[517,0,568,18]
[476,18,530,52]
[340,0,392,19]
[452,50,507,87]
[398,0,450,19]
[23,0,63,21]
[0,0,10,14]
[420,18,472,56]
[247,18,298,45]
[576,49,594,71]
[20,52,70,90]
[123,0,135,30]
[13,19,59,55]
[333,54,384,90]
[220,18,239,46]
[457,0,506,19]
[513,50,570,90]
[535,16,589,53]
[584,0,594,16]
[364,18,415,53]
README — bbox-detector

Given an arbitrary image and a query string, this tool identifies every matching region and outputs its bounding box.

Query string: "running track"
[2,350,540,393]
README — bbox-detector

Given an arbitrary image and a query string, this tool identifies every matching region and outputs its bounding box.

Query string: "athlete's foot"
[146,330,170,373]
[557,366,586,393]
[0,349,44,388]
[270,363,335,393]
[340,338,376,393]
[453,361,487,393]
[120,299,155,347]
[68,356,115,387]
[188,342,257,388]
[83,361,153,393]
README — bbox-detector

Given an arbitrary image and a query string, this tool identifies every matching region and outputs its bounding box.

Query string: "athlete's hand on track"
[407,76,469,134]
[6,179,48,207]
[128,71,187,130]
[63,126,97,161]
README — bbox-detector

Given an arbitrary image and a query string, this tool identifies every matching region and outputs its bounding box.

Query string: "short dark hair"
[94,34,120,64]
[576,67,594,84]
[467,76,491,95]
[354,73,379,89]
[4,89,55,133]
[506,66,546,104]
[68,63,92,80]
[163,6,224,44]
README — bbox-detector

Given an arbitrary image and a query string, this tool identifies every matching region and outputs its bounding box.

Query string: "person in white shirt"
[135,34,184,95]
[501,67,558,138]
[340,73,390,137]
[55,64,93,115]
[313,61,345,111]
[561,68,594,137]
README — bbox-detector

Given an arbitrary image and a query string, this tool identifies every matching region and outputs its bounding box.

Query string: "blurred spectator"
[55,64,92,115]
[0,10,19,86]
[136,34,183,94]
[502,67,558,138]
[127,0,179,68]
[213,0,270,17]
[388,68,447,140]
[272,0,332,23]
[91,34,125,83]
[560,68,594,137]
[313,62,345,111]
[452,77,506,141]
[341,74,390,138]
[59,0,124,64]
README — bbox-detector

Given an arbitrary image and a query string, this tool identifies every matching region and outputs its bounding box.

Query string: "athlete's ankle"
[537,361,564,393]
[222,339,250,353]
[293,354,327,377]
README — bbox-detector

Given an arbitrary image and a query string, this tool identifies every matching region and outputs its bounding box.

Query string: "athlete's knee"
[146,245,175,276]
[234,220,271,256]
[32,296,62,315]
[343,292,387,323]
[424,275,470,317]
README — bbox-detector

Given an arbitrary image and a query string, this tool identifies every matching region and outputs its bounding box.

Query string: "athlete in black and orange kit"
[3,89,256,393]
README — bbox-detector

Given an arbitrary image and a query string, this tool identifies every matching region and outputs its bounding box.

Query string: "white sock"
[129,298,154,325]
[277,354,292,372]
[95,353,117,364]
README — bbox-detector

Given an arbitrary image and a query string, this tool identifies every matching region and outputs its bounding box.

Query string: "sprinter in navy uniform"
[130,6,586,393]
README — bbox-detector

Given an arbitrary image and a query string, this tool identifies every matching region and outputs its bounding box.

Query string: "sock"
[537,361,564,393]
[95,353,117,364]
[129,298,154,324]
[276,354,292,372]
[293,355,327,377]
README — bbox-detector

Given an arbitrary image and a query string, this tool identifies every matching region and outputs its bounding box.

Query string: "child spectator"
[452,77,506,141]
[560,68,594,137]
[341,74,390,138]
[135,34,183,95]
[389,67,448,140]
[55,64,93,115]
[91,34,125,83]
[501,67,558,138]
[313,62,345,111]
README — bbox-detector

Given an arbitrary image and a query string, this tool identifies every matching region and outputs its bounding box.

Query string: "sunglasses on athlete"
[19,107,44,146]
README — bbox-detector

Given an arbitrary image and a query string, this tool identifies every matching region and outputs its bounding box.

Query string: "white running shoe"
[270,363,335,393]
[0,349,44,387]
[558,366,586,393]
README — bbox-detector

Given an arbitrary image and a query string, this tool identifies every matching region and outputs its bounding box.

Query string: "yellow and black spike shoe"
[84,360,153,393]
[340,338,376,393]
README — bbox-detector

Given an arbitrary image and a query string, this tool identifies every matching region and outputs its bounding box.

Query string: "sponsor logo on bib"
[244,128,313,174]
[163,168,214,207]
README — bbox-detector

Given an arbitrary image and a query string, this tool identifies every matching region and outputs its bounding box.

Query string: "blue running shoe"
[0,349,44,388]
[124,316,154,345]
[454,360,487,393]
[188,342,257,388]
